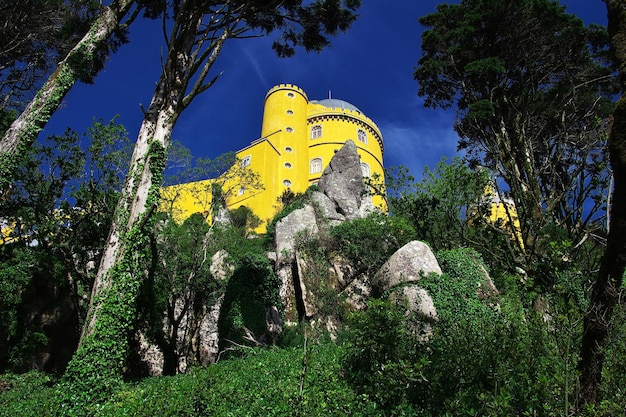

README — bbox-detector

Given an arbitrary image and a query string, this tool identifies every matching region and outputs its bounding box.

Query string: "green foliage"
[0,118,130,374]
[94,343,376,416]
[388,157,522,274]
[294,232,347,321]
[229,205,261,232]
[342,300,427,410]
[342,249,576,415]
[330,211,415,276]
[0,372,57,417]
[0,344,380,415]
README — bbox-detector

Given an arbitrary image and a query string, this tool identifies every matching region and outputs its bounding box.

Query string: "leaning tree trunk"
[578,0,626,407]
[59,76,178,401]
[60,4,231,404]
[0,0,137,191]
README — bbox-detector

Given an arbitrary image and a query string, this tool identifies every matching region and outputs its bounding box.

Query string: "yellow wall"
[165,84,387,232]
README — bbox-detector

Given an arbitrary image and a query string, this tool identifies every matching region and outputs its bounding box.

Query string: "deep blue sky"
[43,0,608,180]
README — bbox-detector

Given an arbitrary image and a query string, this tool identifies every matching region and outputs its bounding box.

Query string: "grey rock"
[274,205,319,324]
[310,191,345,223]
[387,285,438,322]
[342,274,371,311]
[372,240,442,296]
[318,140,369,220]
[210,249,234,281]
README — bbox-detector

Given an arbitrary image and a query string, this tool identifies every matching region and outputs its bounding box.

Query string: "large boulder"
[274,205,318,323]
[317,140,374,220]
[372,240,442,296]
[275,205,318,259]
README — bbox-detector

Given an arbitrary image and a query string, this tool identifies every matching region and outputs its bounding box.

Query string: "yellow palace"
[164,84,386,231]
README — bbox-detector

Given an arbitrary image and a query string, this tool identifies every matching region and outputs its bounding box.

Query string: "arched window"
[311,125,322,139]
[357,129,367,144]
[360,162,370,177]
[310,158,323,174]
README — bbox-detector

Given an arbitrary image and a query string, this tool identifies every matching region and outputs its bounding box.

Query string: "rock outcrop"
[317,140,375,220]
[372,240,442,297]
[272,140,377,324]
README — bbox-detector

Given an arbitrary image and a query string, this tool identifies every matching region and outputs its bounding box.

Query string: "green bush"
[330,212,415,276]
[342,300,427,411]
[0,372,57,417]
[340,248,574,416]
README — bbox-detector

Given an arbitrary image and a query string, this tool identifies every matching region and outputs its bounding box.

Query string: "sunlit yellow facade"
[165,84,385,232]
[484,184,523,248]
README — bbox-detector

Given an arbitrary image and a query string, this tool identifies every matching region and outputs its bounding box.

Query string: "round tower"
[261,84,310,197]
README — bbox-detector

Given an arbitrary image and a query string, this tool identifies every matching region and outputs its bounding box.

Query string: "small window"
[285,126,293,133]
[285,147,293,152]
[357,129,367,144]
[360,162,370,177]
[286,110,294,115]
[287,92,295,98]
[238,187,245,196]
[240,155,251,168]
[284,162,292,168]
[310,158,323,174]
[283,179,292,187]
[311,125,322,139]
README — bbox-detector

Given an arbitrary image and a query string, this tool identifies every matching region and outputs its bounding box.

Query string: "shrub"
[330,212,415,276]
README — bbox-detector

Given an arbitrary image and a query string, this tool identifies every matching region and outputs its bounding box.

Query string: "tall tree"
[62,0,361,406]
[0,0,95,115]
[578,0,626,406]
[414,0,616,273]
[0,0,155,191]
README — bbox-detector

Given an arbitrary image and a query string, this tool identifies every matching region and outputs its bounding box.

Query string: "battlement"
[265,84,308,101]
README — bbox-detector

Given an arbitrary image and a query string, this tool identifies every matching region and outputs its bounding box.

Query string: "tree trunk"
[61,6,220,402]
[60,76,177,399]
[0,0,137,191]
[578,0,626,406]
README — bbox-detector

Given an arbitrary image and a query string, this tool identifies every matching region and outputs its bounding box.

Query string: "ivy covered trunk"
[0,0,137,191]
[578,0,626,407]
[60,12,206,408]
[60,77,177,406]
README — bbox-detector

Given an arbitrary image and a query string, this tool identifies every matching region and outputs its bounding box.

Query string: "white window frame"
[310,158,323,174]
[311,125,322,139]
[240,155,251,168]
[357,128,367,144]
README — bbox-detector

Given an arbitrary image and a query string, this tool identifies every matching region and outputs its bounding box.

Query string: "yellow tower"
[164,84,386,232]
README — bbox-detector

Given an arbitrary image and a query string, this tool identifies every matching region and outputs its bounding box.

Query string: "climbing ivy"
[59,139,168,412]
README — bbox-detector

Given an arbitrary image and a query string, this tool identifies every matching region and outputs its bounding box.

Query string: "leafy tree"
[0,0,96,115]
[384,158,520,274]
[0,0,160,191]
[415,0,616,269]
[579,0,626,407]
[138,212,216,375]
[0,118,130,373]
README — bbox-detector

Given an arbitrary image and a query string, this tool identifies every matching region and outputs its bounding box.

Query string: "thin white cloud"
[381,122,461,179]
